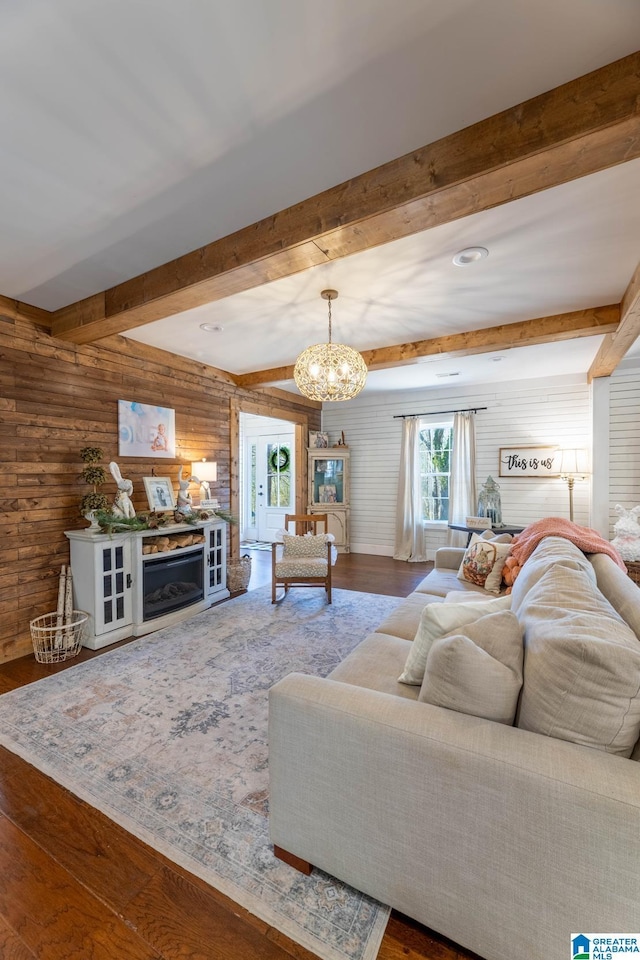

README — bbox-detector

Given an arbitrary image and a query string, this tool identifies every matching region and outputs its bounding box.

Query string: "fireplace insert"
[143,547,204,621]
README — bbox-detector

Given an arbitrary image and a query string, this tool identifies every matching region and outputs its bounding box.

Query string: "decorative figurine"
[611,504,640,560]
[109,462,136,519]
[176,465,194,513]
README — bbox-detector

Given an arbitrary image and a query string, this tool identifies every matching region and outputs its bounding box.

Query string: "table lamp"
[191,460,218,507]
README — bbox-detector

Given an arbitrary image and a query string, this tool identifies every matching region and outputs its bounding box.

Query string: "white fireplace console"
[65,520,229,649]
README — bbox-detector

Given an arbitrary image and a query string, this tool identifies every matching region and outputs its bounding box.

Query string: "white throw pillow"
[282,534,328,558]
[419,610,524,725]
[456,533,512,594]
[398,593,512,685]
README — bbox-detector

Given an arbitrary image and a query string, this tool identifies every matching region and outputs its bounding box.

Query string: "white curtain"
[394,417,427,561]
[448,412,477,547]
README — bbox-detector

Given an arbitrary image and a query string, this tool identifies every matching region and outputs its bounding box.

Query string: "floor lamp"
[558,449,588,522]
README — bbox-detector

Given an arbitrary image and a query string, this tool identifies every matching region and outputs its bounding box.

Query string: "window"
[419,422,453,521]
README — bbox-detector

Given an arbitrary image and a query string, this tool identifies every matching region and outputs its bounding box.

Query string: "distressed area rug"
[0,586,400,960]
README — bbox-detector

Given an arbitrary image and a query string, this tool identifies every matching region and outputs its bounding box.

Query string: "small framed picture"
[143,477,176,512]
[319,483,337,503]
[309,431,329,449]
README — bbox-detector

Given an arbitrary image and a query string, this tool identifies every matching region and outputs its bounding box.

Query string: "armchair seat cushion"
[274,557,329,578]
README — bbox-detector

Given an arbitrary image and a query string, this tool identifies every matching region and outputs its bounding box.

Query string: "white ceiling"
[2,0,640,394]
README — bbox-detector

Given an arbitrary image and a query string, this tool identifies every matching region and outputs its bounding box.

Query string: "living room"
[1,4,640,959]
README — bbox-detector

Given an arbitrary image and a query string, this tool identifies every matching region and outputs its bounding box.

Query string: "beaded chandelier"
[293,290,367,402]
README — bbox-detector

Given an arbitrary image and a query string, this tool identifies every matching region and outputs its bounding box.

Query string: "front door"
[256,435,294,541]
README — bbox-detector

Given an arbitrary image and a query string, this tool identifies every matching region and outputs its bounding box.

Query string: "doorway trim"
[229,396,317,559]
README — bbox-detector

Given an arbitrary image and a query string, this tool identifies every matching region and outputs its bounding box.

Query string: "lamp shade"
[191,460,217,482]
[558,449,589,477]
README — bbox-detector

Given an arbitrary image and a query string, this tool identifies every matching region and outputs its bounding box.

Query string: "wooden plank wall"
[0,315,319,663]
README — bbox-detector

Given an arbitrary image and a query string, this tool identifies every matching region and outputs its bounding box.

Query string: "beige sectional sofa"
[269,536,640,960]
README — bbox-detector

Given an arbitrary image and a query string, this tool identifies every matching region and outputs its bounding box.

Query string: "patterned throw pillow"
[282,534,328,558]
[456,533,512,594]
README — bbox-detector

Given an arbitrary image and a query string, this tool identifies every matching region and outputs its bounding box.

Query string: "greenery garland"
[94,507,237,534]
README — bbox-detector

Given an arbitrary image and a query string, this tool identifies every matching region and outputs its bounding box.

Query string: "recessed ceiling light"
[452,246,489,267]
[200,323,224,333]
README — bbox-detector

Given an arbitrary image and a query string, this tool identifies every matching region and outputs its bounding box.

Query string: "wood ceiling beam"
[51,52,640,345]
[0,295,52,328]
[588,260,640,380]
[234,304,620,388]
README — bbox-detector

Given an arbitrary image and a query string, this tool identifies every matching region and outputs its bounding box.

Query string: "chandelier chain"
[327,295,332,343]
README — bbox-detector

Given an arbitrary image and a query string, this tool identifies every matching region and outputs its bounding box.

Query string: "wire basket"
[626,561,640,586]
[30,610,88,664]
[227,555,252,593]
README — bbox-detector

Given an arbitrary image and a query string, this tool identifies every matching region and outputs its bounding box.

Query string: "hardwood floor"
[0,552,480,960]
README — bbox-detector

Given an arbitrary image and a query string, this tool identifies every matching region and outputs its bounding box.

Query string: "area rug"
[0,586,400,960]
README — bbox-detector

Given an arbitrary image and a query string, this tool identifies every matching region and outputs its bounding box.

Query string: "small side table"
[448,523,526,546]
[625,561,640,586]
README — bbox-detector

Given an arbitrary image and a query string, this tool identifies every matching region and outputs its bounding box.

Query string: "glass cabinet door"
[312,457,345,504]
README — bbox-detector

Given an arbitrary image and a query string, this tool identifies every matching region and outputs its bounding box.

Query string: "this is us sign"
[499,446,560,477]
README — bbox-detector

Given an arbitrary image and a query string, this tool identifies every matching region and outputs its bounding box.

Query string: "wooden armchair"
[271,514,332,604]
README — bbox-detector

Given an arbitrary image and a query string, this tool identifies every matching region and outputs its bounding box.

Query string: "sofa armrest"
[269,673,640,960]
[434,546,465,570]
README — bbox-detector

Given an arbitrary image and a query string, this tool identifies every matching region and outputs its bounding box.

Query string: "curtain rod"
[393,406,487,419]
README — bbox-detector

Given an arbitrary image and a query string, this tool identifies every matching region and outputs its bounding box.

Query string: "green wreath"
[269,447,290,472]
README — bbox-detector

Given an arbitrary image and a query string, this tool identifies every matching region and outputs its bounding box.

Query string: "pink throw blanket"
[510,517,627,570]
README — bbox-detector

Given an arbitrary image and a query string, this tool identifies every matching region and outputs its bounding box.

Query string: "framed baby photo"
[143,476,176,512]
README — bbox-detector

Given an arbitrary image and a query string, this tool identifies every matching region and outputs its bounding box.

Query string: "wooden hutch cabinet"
[307,448,350,552]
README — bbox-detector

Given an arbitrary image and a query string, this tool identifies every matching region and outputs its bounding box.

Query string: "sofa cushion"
[510,536,596,613]
[398,593,513,685]
[419,610,524,724]
[589,551,640,640]
[329,633,420,701]
[375,593,443,642]
[517,562,640,757]
[414,568,490,598]
[456,533,512,594]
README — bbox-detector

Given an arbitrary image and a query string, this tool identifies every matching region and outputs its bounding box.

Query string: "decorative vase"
[84,511,101,532]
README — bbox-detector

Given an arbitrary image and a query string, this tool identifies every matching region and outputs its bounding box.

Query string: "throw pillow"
[419,610,524,724]
[398,593,512,685]
[282,534,327,558]
[456,533,512,594]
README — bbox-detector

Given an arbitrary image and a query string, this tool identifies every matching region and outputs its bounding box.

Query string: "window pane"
[419,424,453,522]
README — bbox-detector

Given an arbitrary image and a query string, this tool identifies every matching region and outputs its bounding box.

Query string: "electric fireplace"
[142,547,204,621]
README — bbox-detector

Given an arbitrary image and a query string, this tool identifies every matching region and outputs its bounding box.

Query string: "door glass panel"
[249,443,257,525]
[267,444,292,508]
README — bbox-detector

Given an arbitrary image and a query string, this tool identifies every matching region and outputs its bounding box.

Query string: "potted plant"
[79,447,109,529]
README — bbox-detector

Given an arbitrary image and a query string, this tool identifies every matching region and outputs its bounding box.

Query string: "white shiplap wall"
[322,374,592,557]
[607,360,640,537]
